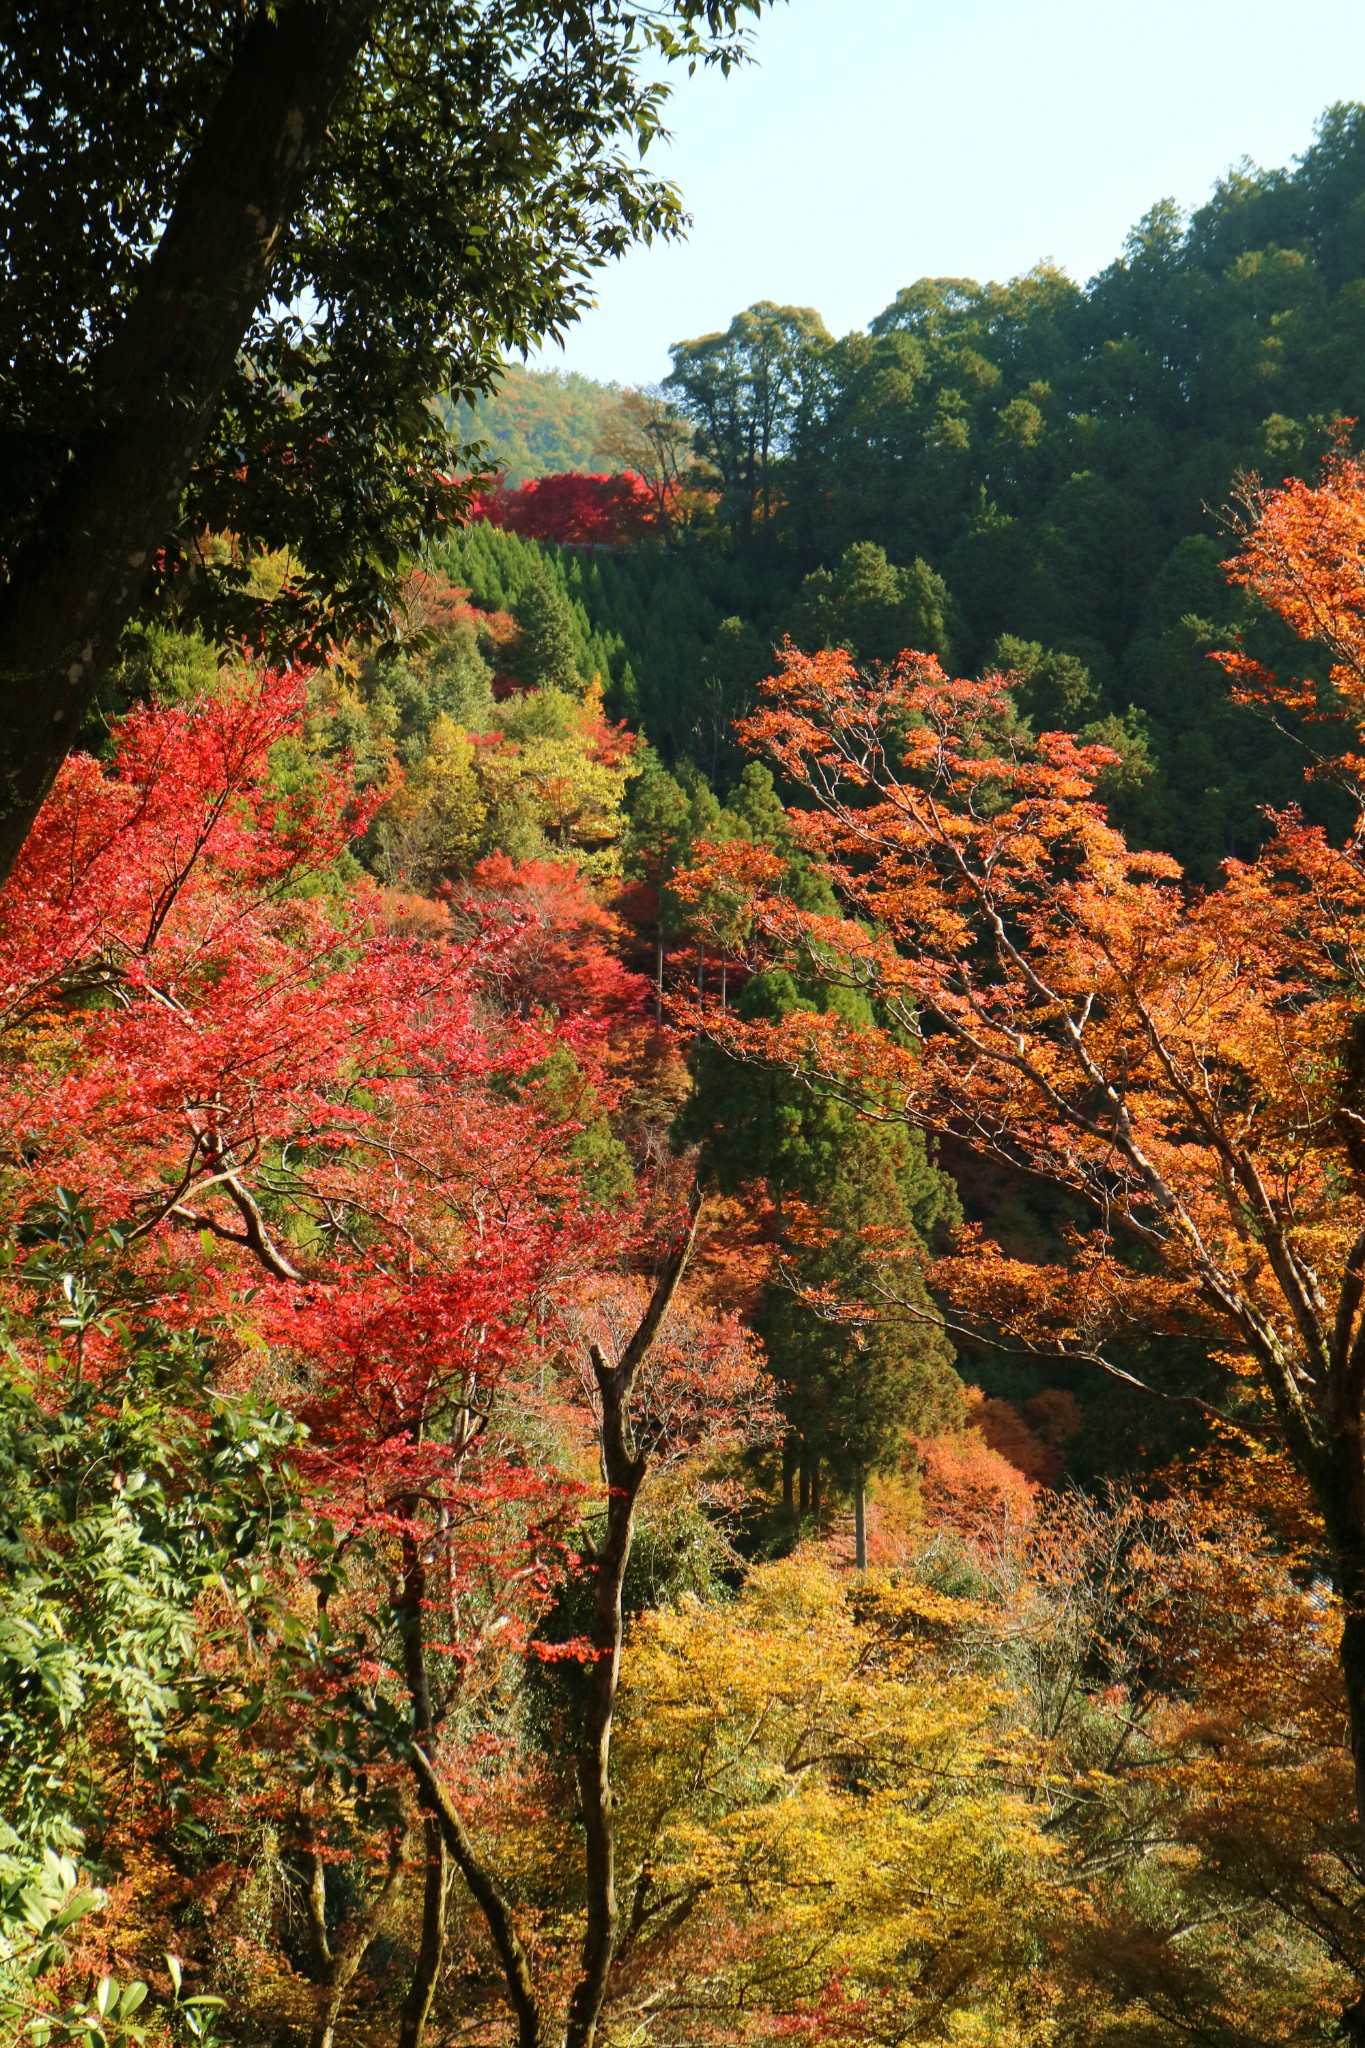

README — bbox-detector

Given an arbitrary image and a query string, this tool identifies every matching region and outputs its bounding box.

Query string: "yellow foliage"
[376,712,488,883]
[375,680,640,883]
[607,1552,1060,2044]
[484,680,638,878]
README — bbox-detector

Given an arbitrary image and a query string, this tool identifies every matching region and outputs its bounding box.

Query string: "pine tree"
[513,565,581,693]
[678,969,960,1557]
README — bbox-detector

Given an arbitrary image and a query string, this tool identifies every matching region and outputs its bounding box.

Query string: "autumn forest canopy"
[5,17,1365,2045]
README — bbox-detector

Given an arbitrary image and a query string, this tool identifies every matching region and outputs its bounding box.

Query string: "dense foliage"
[0,0,770,879]
[452,368,628,487]
[8,83,1365,2048]
[459,105,1365,875]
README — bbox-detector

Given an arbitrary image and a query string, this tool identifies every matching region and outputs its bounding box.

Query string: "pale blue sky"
[532,0,1365,385]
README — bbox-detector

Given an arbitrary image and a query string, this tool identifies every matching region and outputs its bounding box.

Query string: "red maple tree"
[470,472,662,548]
[0,667,759,2048]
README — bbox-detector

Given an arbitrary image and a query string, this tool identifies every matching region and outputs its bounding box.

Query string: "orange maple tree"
[678,452,1365,1878]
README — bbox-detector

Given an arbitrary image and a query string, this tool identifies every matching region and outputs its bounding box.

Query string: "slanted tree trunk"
[0,0,373,882]
[563,1187,702,2048]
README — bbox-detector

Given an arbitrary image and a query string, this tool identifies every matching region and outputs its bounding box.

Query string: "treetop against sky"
[534,0,1365,382]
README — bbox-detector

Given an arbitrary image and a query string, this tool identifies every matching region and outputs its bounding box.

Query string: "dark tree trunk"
[853,1462,867,1572]
[396,1526,454,2048]
[810,1456,821,1519]
[563,1189,701,2048]
[397,1817,451,2048]
[798,1456,810,1517]
[781,1436,796,1513]
[0,0,373,882]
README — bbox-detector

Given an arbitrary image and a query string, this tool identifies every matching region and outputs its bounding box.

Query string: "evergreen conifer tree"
[678,969,960,1558]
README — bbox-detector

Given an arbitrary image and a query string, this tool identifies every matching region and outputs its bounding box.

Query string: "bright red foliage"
[468,854,650,1025]
[0,675,568,1295]
[0,672,616,1496]
[470,471,662,547]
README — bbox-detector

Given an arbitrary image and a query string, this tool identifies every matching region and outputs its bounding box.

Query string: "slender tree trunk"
[810,1456,822,1520]
[397,1527,452,2048]
[563,1190,701,2048]
[798,1456,810,1517]
[0,0,374,882]
[853,1462,867,1572]
[563,1411,642,2048]
[397,1817,451,2048]
[655,929,664,1028]
[720,956,727,1012]
[696,945,704,1001]
[304,1826,409,2048]
[781,1437,796,1513]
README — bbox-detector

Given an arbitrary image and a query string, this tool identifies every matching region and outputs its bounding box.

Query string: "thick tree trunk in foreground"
[0,0,371,882]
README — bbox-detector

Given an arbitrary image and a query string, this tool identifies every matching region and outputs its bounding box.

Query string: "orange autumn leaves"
[1219,438,1365,729]
[681,635,1365,1463]
[676,450,1365,1861]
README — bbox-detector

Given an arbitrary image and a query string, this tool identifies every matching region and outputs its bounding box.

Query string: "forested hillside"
[462,104,1365,874]
[450,366,626,485]
[7,61,1365,2048]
